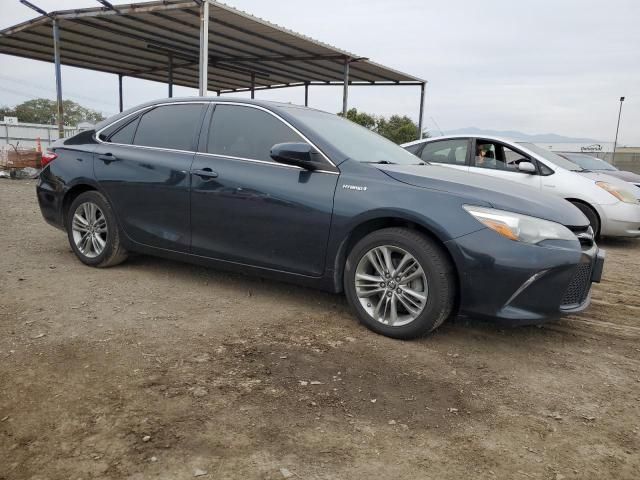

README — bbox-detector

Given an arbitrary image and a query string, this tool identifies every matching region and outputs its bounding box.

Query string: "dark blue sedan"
[36,98,604,339]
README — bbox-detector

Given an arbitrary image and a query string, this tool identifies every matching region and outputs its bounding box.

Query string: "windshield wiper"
[363,160,397,165]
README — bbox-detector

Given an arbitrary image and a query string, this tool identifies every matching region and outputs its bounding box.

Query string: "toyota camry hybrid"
[36,98,605,339]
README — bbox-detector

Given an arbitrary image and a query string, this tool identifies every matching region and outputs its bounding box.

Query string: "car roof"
[94,96,322,131]
[402,134,521,147]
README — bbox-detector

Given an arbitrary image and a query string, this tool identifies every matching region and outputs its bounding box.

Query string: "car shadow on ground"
[597,237,640,247]
[119,252,577,346]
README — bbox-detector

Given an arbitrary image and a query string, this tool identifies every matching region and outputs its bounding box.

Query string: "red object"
[41,151,58,167]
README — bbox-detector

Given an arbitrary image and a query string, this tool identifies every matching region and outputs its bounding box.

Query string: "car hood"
[578,171,640,199]
[610,169,640,185]
[584,169,640,186]
[378,164,588,227]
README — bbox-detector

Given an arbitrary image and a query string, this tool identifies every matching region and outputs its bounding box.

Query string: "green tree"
[376,115,419,145]
[1,98,105,126]
[0,106,17,119]
[338,107,376,130]
[337,107,427,144]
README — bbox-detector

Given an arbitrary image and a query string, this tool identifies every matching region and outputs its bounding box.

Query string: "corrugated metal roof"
[0,0,425,93]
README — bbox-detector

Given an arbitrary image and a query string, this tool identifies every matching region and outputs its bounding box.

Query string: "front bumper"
[599,201,640,237]
[445,228,604,326]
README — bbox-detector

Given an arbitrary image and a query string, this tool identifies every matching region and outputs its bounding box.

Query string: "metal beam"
[8,31,158,71]
[118,73,123,112]
[304,82,309,106]
[342,58,350,115]
[178,8,374,82]
[250,72,255,99]
[52,18,64,139]
[418,82,426,139]
[198,0,209,96]
[54,1,196,21]
[168,53,173,97]
[76,13,349,84]
[217,80,426,94]
[19,0,49,17]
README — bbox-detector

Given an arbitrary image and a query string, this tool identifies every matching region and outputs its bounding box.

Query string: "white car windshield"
[517,142,584,171]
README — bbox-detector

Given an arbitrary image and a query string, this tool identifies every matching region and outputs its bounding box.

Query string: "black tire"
[66,190,128,268]
[570,201,600,239]
[343,227,456,339]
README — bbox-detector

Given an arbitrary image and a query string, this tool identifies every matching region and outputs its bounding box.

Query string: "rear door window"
[132,104,204,151]
[207,105,304,162]
[420,139,468,165]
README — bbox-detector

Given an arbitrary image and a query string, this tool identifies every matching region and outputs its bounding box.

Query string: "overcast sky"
[0,0,638,144]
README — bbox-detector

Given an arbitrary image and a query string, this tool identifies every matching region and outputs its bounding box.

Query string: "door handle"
[192,168,219,179]
[98,153,119,163]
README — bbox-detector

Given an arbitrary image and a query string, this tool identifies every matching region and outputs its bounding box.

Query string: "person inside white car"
[476,143,497,169]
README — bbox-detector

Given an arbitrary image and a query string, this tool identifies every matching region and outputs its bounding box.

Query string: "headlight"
[596,181,637,204]
[463,205,576,244]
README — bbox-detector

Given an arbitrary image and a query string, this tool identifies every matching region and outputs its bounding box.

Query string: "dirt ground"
[1,179,639,480]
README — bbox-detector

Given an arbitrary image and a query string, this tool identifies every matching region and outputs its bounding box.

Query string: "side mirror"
[517,161,536,174]
[270,142,321,170]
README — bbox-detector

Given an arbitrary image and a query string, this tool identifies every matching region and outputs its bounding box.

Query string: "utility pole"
[611,96,625,166]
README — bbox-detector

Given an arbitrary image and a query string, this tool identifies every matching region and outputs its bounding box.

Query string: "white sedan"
[402,135,640,238]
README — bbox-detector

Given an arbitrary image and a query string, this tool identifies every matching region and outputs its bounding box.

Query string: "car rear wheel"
[344,227,456,339]
[67,191,128,267]
[570,201,600,239]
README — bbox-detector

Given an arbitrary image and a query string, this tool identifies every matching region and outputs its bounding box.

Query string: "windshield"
[516,142,583,171]
[282,106,424,165]
[560,153,618,171]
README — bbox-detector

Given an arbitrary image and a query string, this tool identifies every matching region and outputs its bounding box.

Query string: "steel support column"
[250,72,255,99]
[418,82,426,139]
[198,0,209,96]
[118,74,123,112]
[52,18,64,139]
[304,81,309,106]
[342,58,350,115]
[168,54,173,98]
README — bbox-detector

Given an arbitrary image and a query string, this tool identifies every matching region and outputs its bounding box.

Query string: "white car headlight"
[596,181,638,204]
[463,205,577,244]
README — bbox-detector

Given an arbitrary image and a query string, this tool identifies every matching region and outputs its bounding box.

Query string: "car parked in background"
[558,152,640,189]
[403,135,640,238]
[37,99,604,339]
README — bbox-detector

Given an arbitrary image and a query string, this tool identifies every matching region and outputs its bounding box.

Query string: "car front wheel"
[344,227,456,339]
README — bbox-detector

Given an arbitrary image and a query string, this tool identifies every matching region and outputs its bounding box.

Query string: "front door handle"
[98,153,119,163]
[192,168,219,179]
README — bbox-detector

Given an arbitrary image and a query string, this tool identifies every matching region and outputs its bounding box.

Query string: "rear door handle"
[98,153,119,163]
[192,168,218,179]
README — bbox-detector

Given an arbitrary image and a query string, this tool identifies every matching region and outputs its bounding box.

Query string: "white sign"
[580,144,603,152]
[3,116,18,125]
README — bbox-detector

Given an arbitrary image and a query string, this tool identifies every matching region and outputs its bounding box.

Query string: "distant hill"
[443,127,599,143]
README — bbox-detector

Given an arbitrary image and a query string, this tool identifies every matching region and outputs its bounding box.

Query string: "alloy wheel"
[354,245,428,326]
[71,201,108,258]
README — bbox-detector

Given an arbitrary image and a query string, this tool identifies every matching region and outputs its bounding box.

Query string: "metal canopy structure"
[0,0,427,139]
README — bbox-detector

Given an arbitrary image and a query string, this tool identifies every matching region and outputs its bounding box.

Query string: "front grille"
[560,263,592,307]
[568,225,594,248]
